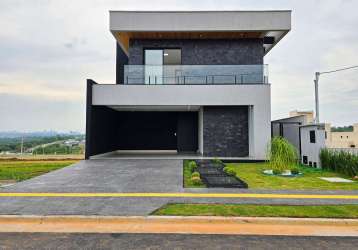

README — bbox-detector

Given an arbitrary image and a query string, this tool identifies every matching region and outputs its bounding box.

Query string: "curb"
[1,192,358,199]
[0,215,357,236]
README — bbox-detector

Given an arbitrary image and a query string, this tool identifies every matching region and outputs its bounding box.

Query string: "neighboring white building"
[300,124,326,168]
[272,111,325,167]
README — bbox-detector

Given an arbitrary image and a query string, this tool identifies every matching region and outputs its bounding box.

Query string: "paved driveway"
[1,159,358,216]
[0,159,186,215]
[3,159,184,193]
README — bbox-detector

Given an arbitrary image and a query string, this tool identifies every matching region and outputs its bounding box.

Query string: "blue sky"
[1,0,358,132]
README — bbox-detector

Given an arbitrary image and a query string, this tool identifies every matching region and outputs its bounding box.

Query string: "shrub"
[223,167,236,176]
[291,168,300,175]
[320,148,358,177]
[212,158,223,165]
[191,171,200,178]
[267,137,298,172]
[191,176,203,185]
[188,161,197,172]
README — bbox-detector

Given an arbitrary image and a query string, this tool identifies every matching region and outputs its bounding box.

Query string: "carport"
[85,106,199,159]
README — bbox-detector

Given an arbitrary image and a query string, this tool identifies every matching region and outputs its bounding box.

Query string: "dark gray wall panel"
[116,43,129,84]
[86,80,120,159]
[203,106,249,157]
[128,39,264,65]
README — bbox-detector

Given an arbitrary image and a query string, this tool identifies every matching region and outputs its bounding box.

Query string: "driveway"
[3,159,184,193]
[1,159,358,216]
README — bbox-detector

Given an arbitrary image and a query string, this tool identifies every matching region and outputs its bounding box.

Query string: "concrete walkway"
[0,159,358,216]
[1,215,358,237]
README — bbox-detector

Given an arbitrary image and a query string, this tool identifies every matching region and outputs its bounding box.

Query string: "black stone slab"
[195,160,224,169]
[197,167,226,176]
[202,176,248,188]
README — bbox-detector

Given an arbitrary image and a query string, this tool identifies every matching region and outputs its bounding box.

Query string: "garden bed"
[184,159,248,188]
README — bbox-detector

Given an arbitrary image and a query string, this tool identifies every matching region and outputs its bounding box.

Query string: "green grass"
[153,203,358,218]
[0,160,77,182]
[183,160,206,188]
[225,163,358,190]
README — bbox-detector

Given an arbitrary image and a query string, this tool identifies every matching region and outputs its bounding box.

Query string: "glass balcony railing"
[123,64,268,85]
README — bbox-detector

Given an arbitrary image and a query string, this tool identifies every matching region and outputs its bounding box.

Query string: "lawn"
[153,203,358,218]
[183,160,206,188]
[225,162,358,190]
[0,160,78,182]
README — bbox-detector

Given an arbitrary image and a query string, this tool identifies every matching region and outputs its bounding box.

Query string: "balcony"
[123,64,268,85]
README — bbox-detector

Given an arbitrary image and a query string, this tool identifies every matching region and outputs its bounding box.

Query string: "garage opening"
[117,111,198,152]
[86,108,199,158]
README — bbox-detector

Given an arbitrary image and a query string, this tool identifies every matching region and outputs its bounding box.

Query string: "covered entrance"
[117,111,198,152]
[86,107,199,158]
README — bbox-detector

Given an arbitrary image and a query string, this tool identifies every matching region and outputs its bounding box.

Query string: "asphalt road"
[0,233,357,250]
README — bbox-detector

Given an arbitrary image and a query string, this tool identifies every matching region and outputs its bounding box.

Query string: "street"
[0,233,357,249]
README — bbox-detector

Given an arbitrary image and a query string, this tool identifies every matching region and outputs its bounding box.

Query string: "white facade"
[92,84,271,160]
[300,124,326,168]
[110,10,291,54]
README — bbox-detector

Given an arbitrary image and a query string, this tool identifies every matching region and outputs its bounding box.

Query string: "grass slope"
[225,163,358,190]
[0,160,77,181]
[153,203,358,218]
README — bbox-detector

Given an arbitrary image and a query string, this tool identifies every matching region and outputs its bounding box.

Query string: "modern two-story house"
[85,11,291,160]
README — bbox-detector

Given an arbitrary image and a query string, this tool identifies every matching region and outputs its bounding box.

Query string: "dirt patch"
[0,180,17,186]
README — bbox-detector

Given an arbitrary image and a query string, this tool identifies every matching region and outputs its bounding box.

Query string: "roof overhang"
[110,11,291,56]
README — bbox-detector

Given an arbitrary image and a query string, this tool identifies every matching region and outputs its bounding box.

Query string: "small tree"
[267,137,298,172]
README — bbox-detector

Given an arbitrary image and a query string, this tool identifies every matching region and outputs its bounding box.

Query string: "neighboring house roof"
[271,115,306,124]
[109,10,291,55]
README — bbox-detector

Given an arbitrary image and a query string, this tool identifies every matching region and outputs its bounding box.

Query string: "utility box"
[300,124,326,168]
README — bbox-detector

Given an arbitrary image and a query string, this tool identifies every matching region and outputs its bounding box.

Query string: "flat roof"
[110,10,291,55]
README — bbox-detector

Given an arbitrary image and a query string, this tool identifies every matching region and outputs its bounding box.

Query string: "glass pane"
[163,49,181,84]
[144,50,163,84]
[163,49,181,65]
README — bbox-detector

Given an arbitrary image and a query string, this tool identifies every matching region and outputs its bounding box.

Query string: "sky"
[1,0,358,132]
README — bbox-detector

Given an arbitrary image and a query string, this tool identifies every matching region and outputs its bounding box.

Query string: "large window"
[144,49,181,84]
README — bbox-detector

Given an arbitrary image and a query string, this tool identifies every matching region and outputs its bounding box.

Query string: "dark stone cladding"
[203,106,249,157]
[128,39,264,65]
[116,43,129,84]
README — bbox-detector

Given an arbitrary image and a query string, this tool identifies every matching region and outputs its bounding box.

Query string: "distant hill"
[0,131,83,138]
[0,131,85,154]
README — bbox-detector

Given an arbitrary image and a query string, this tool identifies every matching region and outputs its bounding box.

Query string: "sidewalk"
[1,215,358,237]
[1,191,358,216]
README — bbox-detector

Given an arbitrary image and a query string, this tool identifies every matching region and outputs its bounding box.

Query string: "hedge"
[320,148,358,177]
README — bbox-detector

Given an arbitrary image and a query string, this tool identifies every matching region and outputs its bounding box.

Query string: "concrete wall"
[325,123,358,148]
[203,106,249,157]
[128,39,264,65]
[110,11,292,32]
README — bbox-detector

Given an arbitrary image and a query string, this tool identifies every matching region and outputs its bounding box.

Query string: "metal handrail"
[124,64,268,85]
[125,73,266,85]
